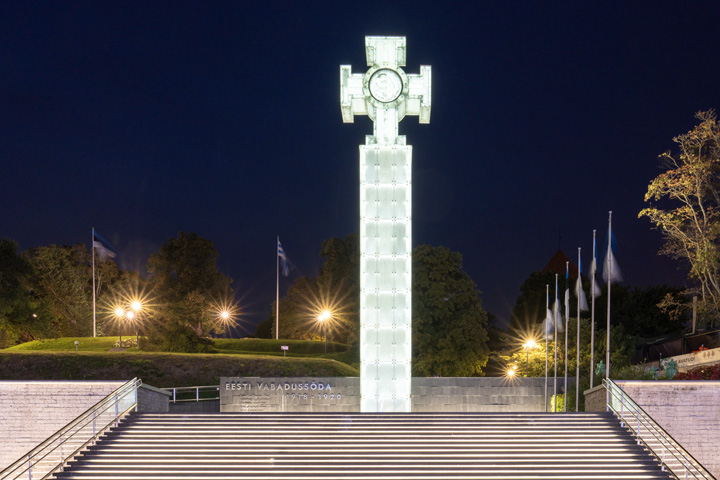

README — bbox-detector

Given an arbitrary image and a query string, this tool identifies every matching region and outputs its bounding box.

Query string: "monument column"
[340,36,431,412]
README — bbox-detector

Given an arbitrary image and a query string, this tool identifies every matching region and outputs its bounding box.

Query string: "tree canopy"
[412,245,489,376]
[263,236,491,376]
[640,110,720,326]
[147,231,234,339]
[0,239,45,345]
[262,234,359,344]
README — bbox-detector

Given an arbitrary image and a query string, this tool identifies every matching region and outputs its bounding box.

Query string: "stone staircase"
[53,412,673,479]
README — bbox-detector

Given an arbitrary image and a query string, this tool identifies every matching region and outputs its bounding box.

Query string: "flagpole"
[606,211,613,380]
[564,261,569,413]
[276,235,279,341]
[554,274,558,413]
[576,248,581,412]
[590,230,597,388]
[92,226,96,338]
[545,284,549,413]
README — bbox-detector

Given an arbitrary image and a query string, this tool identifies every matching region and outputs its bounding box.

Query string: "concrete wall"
[0,381,125,470]
[137,383,170,413]
[615,381,720,479]
[220,377,562,413]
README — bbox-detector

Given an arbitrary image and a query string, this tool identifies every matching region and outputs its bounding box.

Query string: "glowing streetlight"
[523,339,537,377]
[506,365,518,378]
[317,310,331,358]
[115,301,141,350]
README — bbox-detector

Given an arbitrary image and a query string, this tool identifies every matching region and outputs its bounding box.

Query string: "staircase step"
[51,412,672,480]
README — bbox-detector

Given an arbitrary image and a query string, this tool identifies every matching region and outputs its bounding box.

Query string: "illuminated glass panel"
[360,145,412,412]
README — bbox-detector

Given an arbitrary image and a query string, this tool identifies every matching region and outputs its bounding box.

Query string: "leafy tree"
[265,234,359,344]
[509,271,557,339]
[0,239,49,346]
[23,244,93,337]
[147,232,233,340]
[412,245,489,376]
[639,110,720,326]
[265,236,491,376]
[596,284,684,338]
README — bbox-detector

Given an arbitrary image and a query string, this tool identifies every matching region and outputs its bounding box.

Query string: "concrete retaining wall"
[616,381,720,479]
[584,381,720,479]
[220,377,562,413]
[137,383,170,413]
[0,381,125,470]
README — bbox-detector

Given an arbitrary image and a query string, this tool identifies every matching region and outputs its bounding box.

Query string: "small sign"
[281,346,289,351]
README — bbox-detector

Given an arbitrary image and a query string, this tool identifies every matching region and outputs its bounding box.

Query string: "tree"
[0,239,48,346]
[639,110,720,326]
[412,245,489,376]
[147,232,233,339]
[264,233,359,344]
[23,244,93,337]
[264,236,491,376]
[509,271,557,339]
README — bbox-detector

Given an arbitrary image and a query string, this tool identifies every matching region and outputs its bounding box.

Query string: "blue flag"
[93,231,116,260]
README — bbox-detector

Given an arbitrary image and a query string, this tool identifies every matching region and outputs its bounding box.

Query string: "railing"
[0,378,141,480]
[164,385,220,403]
[603,378,715,480]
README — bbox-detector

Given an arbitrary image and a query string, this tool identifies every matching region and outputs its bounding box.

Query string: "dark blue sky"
[2,2,720,332]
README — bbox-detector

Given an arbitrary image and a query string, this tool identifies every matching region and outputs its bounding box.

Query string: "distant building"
[541,249,579,279]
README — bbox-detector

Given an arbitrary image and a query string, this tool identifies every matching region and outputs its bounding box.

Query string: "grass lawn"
[1,337,359,386]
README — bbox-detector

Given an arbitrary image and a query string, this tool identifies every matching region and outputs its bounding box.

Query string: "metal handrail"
[0,378,141,480]
[164,385,220,403]
[602,378,715,480]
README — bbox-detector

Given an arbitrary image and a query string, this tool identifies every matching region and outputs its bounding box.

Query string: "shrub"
[674,363,720,380]
[113,338,137,349]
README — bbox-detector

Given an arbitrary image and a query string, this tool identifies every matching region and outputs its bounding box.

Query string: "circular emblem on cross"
[368,68,403,103]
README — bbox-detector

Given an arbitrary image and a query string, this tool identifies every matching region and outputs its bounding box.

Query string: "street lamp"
[317,310,330,358]
[114,307,125,343]
[130,300,142,351]
[115,301,141,350]
[523,339,537,377]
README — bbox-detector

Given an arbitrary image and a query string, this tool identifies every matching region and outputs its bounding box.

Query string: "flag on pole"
[590,237,602,298]
[552,297,564,332]
[576,251,589,311]
[542,306,555,338]
[277,238,289,277]
[602,230,622,284]
[93,231,116,260]
[564,264,570,310]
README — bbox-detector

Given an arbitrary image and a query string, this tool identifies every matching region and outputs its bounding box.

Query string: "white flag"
[602,232,623,284]
[277,238,289,277]
[576,276,589,311]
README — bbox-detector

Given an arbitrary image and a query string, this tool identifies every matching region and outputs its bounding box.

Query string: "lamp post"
[317,310,330,358]
[220,310,230,338]
[130,300,142,351]
[523,339,537,377]
[126,310,137,351]
[114,307,125,343]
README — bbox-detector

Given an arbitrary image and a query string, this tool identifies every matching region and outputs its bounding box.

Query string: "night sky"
[3,2,720,333]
